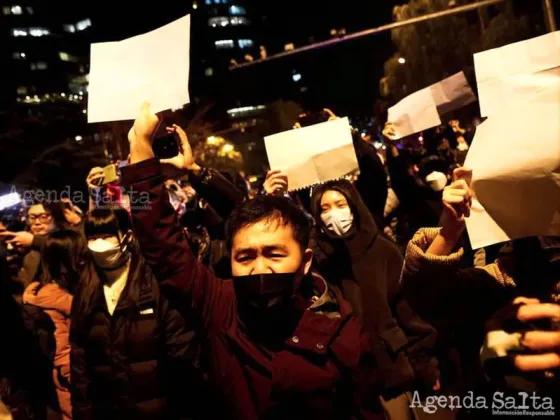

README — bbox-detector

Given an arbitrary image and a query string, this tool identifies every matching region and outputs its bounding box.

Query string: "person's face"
[320,190,349,215]
[231,219,313,282]
[28,204,55,235]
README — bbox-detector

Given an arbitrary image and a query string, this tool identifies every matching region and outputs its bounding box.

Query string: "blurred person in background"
[0,204,68,420]
[23,230,84,420]
[383,123,445,243]
[70,207,207,419]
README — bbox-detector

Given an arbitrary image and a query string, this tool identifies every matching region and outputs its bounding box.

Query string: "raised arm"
[160,124,245,221]
[122,104,234,331]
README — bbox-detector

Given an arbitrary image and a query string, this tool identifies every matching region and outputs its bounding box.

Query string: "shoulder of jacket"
[478,258,516,289]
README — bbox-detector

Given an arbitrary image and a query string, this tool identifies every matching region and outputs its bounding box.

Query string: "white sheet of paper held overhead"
[474,31,560,118]
[88,14,191,123]
[264,118,359,191]
[387,72,476,139]
[464,87,560,249]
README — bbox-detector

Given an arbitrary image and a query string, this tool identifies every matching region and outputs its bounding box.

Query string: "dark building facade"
[0,1,91,105]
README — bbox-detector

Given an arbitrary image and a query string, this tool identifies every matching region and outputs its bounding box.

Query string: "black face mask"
[233,272,296,310]
[233,272,303,349]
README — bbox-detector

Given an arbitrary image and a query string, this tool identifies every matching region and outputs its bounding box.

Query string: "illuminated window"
[230,17,249,25]
[229,5,246,15]
[11,28,28,37]
[17,86,27,95]
[205,67,214,76]
[215,39,234,49]
[209,17,228,27]
[11,5,22,15]
[2,7,10,15]
[31,62,48,71]
[238,39,253,49]
[59,52,79,62]
[12,52,26,59]
[29,27,50,37]
[76,18,92,31]
[208,16,249,27]
[63,24,76,33]
[26,6,33,14]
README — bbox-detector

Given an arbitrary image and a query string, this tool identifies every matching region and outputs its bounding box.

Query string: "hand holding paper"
[464,87,560,249]
[129,103,159,164]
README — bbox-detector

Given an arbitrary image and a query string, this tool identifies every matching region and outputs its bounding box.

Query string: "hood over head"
[311,180,378,257]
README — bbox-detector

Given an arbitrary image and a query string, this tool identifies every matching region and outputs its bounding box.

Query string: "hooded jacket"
[311,180,439,398]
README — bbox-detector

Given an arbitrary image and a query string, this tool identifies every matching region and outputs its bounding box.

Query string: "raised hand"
[129,103,159,164]
[160,124,199,170]
[382,122,397,141]
[427,167,473,256]
[86,167,104,190]
[264,170,289,196]
[440,167,473,238]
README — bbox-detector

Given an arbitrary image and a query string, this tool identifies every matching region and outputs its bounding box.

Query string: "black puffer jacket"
[310,180,439,398]
[70,251,204,420]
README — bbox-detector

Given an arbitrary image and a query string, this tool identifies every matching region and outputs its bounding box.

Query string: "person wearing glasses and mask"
[70,207,207,419]
[309,180,440,417]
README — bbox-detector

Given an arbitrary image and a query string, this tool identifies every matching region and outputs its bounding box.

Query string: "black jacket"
[386,151,443,242]
[70,251,204,420]
[310,180,439,398]
[353,137,388,229]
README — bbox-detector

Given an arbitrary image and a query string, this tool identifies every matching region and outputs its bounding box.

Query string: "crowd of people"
[0,102,558,420]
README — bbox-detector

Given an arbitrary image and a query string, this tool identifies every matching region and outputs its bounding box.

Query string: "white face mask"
[425,171,448,192]
[88,238,128,270]
[321,207,354,236]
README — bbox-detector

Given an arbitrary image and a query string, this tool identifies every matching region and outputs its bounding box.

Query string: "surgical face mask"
[425,171,448,192]
[321,207,354,236]
[88,237,129,270]
[233,272,296,310]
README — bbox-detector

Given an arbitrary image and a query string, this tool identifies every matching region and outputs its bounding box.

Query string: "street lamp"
[398,57,406,64]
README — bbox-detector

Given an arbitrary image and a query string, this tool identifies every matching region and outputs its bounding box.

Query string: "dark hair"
[225,195,310,251]
[41,230,93,294]
[85,206,132,240]
[75,206,141,327]
[310,180,359,225]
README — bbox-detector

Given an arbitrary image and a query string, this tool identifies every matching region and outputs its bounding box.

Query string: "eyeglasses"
[28,213,52,223]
